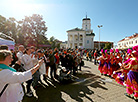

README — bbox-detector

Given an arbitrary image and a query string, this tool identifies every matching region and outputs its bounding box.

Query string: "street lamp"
[98,25,103,50]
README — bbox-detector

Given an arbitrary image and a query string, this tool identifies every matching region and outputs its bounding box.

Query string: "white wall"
[82,20,91,30]
[117,37,138,49]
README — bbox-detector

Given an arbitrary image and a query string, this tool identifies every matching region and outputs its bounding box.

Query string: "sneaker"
[26,92,33,97]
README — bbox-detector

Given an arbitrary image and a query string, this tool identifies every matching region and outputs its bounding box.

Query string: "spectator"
[9,49,18,67]
[49,50,58,80]
[21,47,38,97]
[16,45,24,61]
[94,50,98,65]
[55,51,60,73]
[0,50,43,102]
[37,49,47,81]
[44,50,50,77]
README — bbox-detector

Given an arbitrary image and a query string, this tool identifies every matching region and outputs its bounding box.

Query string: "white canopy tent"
[0,37,15,50]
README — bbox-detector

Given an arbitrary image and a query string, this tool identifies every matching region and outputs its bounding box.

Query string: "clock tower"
[82,15,91,31]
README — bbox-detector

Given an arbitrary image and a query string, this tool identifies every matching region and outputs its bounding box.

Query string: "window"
[86,25,87,30]
[87,40,89,44]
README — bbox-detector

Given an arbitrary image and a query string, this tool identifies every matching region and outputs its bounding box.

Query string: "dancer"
[97,49,105,75]
[102,50,109,75]
[124,50,138,100]
[108,49,115,77]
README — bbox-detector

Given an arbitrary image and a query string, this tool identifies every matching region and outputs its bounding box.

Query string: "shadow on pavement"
[23,72,107,102]
[83,65,92,69]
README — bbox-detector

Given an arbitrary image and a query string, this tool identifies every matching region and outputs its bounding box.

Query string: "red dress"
[98,56,105,74]
[102,54,109,74]
[108,54,115,75]
[126,59,138,97]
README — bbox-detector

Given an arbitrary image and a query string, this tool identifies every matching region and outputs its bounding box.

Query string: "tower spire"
[86,12,87,18]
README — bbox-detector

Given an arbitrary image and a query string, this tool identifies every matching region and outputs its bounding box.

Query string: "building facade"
[94,41,113,49]
[117,33,138,49]
[67,16,95,49]
[60,41,68,49]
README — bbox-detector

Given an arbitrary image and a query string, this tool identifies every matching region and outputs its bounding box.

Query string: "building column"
[68,34,70,48]
[78,34,79,48]
[73,34,75,49]
[83,34,85,49]
[91,37,94,49]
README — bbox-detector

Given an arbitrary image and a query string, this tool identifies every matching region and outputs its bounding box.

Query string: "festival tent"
[0,37,15,50]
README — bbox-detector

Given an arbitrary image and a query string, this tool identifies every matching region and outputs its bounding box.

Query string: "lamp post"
[98,25,103,50]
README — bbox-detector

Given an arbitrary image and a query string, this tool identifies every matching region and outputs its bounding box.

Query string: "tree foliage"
[0,14,49,47]
[104,43,112,50]
[49,36,61,49]
[18,14,47,46]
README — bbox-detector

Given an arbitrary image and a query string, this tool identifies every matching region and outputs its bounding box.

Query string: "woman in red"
[97,49,105,75]
[123,49,132,81]
[108,49,115,77]
[102,50,109,75]
[55,51,60,75]
[113,49,122,71]
[124,50,138,100]
[112,49,132,86]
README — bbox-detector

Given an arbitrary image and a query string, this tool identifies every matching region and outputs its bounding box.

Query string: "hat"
[110,49,114,53]
[115,49,119,53]
[132,46,138,52]
[18,45,24,48]
[101,49,103,53]
[105,50,107,53]
[127,49,132,54]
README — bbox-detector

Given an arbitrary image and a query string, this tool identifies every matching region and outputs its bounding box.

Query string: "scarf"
[0,64,16,72]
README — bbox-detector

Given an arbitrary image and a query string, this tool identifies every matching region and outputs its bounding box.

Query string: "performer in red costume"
[102,50,109,75]
[108,49,115,77]
[97,49,105,75]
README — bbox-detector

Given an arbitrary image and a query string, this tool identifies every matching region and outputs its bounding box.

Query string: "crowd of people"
[0,45,84,102]
[97,47,138,101]
[1,44,138,101]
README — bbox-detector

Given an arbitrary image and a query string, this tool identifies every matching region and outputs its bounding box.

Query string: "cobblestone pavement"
[23,58,135,102]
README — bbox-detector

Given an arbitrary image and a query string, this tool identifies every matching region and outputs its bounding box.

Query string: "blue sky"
[0,0,138,45]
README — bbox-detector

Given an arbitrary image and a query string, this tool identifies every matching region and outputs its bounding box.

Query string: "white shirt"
[0,69,32,102]
[21,54,38,71]
[16,51,23,61]
[39,57,46,74]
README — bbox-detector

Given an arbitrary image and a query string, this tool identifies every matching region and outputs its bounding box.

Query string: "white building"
[60,41,68,49]
[67,16,95,49]
[117,33,138,49]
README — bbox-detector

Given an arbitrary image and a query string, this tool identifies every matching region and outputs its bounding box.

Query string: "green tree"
[49,36,56,49]
[19,14,47,46]
[104,43,112,50]
[0,15,18,41]
[101,43,105,49]
[49,36,61,49]
[0,15,7,34]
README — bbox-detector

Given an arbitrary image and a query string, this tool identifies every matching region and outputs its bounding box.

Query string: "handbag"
[0,84,8,97]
